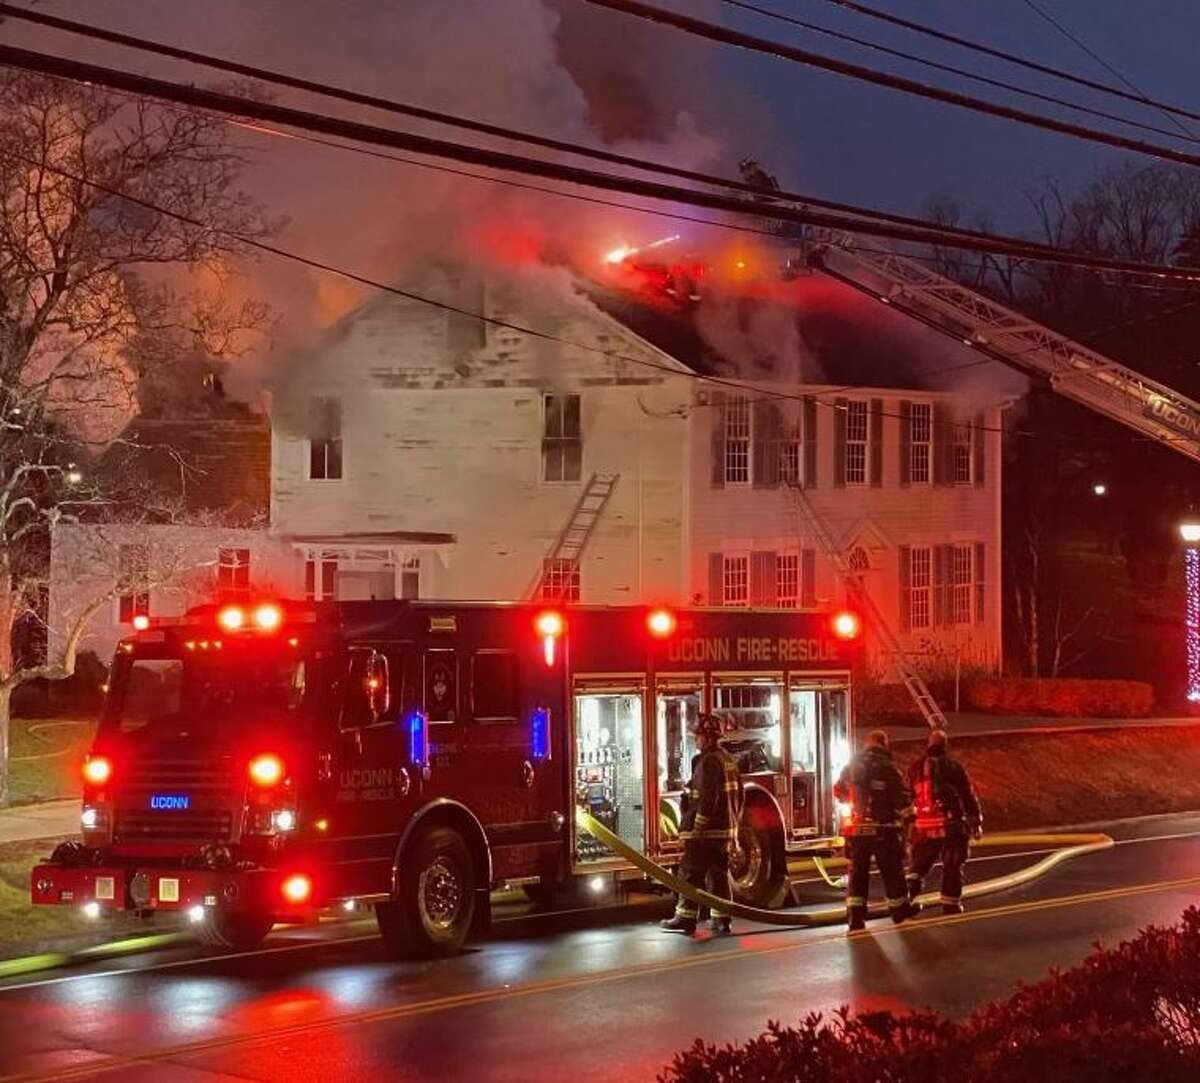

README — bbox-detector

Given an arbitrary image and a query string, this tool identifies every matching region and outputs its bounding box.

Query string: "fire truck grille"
[113,754,235,845]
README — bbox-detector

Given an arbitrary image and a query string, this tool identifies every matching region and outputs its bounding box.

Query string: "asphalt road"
[2,813,1199,1083]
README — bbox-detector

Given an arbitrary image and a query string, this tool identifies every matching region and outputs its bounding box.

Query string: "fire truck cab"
[32,600,860,957]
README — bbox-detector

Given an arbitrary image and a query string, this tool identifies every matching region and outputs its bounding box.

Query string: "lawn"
[8,717,95,805]
[893,723,1200,830]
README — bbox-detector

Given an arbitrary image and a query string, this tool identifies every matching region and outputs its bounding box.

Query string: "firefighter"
[905,729,982,916]
[834,729,916,933]
[660,713,744,937]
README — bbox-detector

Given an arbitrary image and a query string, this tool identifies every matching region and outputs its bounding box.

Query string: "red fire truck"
[31,600,861,956]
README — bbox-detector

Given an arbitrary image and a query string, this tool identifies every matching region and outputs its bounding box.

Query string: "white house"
[51,261,1007,682]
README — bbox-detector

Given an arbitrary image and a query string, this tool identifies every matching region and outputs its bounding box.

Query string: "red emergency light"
[832,611,861,640]
[647,608,676,637]
[82,756,112,786]
[281,873,312,905]
[248,753,285,788]
[536,610,564,667]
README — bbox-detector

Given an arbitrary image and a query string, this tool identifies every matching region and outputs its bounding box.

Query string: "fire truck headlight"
[588,875,607,896]
[272,809,297,833]
[254,603,283,631]
[80,806,102,831]
[248,753,285,788]
[187,905,206,925]
[131,614,151,631]
[217,605,245,631]
[81,901,102,920]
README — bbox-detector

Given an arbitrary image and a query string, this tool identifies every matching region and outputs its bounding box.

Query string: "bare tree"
[0,70,273,804]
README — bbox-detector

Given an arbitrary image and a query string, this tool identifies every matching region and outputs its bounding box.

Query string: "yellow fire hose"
[576,808,1114,927]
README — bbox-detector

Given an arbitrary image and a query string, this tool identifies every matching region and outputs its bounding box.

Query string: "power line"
[717,0,1200,146]
[582,0,1200,170]
[5,2,1180,274]
[819,0,1200,129]
[9,145,1194,451]
[5,44,1200,287]
[1018,0,1193,138]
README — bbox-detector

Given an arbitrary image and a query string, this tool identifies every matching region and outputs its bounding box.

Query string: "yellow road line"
[7,871,1200,1083]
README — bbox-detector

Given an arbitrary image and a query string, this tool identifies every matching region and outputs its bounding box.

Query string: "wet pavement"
[1,813,1199,1082]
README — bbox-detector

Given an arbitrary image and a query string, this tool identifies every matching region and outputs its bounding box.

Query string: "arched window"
[847,546,870,572]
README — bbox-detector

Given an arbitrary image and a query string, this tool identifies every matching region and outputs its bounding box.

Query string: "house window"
[845,400,868,485]
[952,544,975,625]
[541,558,580,602]
[117,544,149,624]
[400,556,421,600]
[954,422,974,484]
[910,402,932,484]
[722,554,749,606]
[724,396,751,484]
[304,555,338,601]
[778,424,802,486]
[908,546,932,630]
[776,554,799,608]
[848,546,870,573]
[217,548,250,600]
[308,397,343,480]
[543,394,582,482]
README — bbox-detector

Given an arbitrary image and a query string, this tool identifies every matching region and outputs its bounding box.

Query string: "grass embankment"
[894,724,1200,831]
[9,717,94,804]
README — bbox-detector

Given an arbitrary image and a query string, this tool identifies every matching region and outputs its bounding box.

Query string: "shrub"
[963,678,1155,718]
[660,907,1200,1083]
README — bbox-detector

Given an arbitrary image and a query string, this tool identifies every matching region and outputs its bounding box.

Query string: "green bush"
[660,907,1200,1083]
[964,678,1155,718]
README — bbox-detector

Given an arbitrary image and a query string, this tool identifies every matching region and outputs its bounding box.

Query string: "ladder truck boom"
[811,236,1200,463]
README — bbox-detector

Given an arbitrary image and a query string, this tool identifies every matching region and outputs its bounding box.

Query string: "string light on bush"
[1181,522,1200,703]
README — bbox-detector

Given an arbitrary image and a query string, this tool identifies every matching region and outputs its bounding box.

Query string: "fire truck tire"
[730,818,788,910]
[196,908,275,951]
[377,826,476,958]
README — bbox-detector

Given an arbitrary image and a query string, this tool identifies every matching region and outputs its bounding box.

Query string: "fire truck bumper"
[30,863,282,912]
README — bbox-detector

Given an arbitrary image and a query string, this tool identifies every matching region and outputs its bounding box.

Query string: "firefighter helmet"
[691,713,726,739]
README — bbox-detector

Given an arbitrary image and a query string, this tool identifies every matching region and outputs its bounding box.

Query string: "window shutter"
[752,401,780,488]
[801,549,816,607]
[898,546,912,633]
[899,400,912,487]
[975,541,986,624]
[708,552,724,605]
[869,398,883,487]
[711,392,727,488]
[933,403,953,486]
[833,397,847,488]
[973,412,986,488]
[750,551,777,606]
[803,397,817,489]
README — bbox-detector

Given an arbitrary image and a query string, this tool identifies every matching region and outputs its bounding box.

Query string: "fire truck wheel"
[730,819,787,909]
[378,826,476,958]
[196,908,275,951]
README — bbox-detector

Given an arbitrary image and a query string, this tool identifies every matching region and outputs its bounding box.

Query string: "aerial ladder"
[528,472,620,601]
[785,231,1200,727]
[809,234,1200,464]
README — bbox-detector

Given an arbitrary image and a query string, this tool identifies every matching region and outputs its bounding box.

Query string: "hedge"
[858,677,1156,722]
[660,906,1200,1082]
[963,677,1154,718]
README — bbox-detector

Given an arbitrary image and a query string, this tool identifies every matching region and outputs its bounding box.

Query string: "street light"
[1181,521,1200,702]
[1092,482,1107,497]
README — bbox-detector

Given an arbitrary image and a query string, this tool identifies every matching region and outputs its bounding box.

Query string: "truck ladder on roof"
[811,237,1200,464]
[529,472,620,601]
[787,482,948,730]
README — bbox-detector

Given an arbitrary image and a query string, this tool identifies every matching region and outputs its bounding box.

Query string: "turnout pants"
[907,821,970,905]
[845,830,908,922]
[674,838,731,920]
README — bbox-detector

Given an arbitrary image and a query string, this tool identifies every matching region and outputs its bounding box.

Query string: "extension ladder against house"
[787,482,948,730]
[529,472,620,600]
[811,236,1200,464]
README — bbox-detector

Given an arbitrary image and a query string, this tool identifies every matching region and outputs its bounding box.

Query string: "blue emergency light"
[408,710,429,774]
[531,707,551,761]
